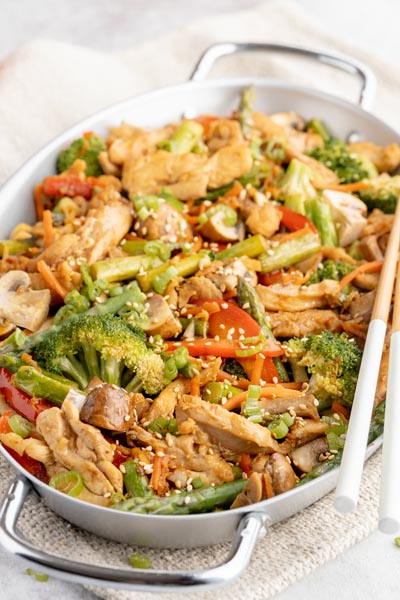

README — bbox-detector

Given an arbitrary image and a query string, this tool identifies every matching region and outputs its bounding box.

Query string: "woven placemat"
[0,0,396,597]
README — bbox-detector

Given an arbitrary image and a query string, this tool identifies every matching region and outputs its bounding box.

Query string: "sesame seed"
[184,496,191,504]
[272,377,278,384]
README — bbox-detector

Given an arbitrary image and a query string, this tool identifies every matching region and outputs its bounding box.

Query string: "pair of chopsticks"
[334,199,400,533]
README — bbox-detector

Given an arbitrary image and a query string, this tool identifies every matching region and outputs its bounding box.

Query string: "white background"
[0,1,399,598]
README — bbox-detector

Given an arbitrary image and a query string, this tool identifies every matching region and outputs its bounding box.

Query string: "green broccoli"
[306,260,354,285]
[33,314,166,395]
[308,137,377,184]
[357,174,400,214]
[56,134,106,177]
[223,359,249,380]
[286,331,362,409]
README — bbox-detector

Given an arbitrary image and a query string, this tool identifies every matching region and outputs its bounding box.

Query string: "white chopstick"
[334,199,400,514]
[379,257,400,533]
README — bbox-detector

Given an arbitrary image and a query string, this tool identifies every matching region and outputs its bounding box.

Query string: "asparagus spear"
[236,277,288,382]
[112,479,247,514]
[298,401,385,485]
[136,253,206,293]
[123,461,153,498]
[90,255,154,283]
[306,197,338,247]
[259,232,321,273]
[238,86,255,138]
[157,121,204,154]
[13,366,76,406]
[216,234,268,261]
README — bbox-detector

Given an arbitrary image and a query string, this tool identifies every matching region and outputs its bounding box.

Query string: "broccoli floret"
[308,138,377,184]
[223,359,249,380]
[33,314,166,395]
[56,134,106,177]
[286,331,362,409]
[306,260,354,285]
[357,174,400,214]
[279,159,317,214]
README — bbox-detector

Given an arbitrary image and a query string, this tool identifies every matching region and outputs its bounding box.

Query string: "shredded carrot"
[224,385,302,411]
[331,400,350,420]
[83,131,95,138]
[150,455,170,495]
[281,268,311,286]
[217,370,250,389]
[222,289,238,301]
[240,453,252,476]
[190,374,201,396]
[263,472,274,499]
[42,210,54,248]
[34,184,44,220]
[221,181,243,200]
[185,214,200,226]
[20,353,41,370]
[277,225,313,245]
[187,302,221,317]
[37,260,68,299]
[338,260,383,291]
[194,114,219,135]
[190,234,203,254]
[312,180,370,192]
[251,353,265,385]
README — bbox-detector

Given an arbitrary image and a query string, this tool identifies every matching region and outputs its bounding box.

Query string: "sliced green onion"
[157,121,203,154]
[173,346,190,370]
[144,240,171,262]
[265,137,287,161]
[132,195,160,220]
[25,568,49,582]
[8,414,32,438]
[235,335,266,357]
[152,265,178,295]
[280,412,295,428]
[129,552,152,569]
[198,204,237,226]
[148,417,178,437]
[202,381,241,404]
[123,461,151,498]
[191,477,204,489]
[159,187,185,212]
[49,471,84,497]
[268,418,289,439]
[244,384,262,423]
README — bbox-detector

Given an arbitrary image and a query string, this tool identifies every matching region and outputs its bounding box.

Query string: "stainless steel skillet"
[0,42,390,592]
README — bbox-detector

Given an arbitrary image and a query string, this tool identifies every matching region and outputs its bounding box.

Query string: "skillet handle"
[189,42,376,110]
[0,476,268,592]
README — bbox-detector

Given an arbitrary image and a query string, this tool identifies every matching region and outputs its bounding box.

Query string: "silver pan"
[0,42,390,593]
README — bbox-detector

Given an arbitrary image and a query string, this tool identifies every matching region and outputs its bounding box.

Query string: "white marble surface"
[1,0,400,598]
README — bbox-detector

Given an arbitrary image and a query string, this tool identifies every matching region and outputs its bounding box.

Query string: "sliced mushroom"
[269,453,297,494]
[0,270,50,331]
[322,190,368,247]
[198,211,245,243]
[230,472,263,508]
[142,294,182,339]
[290,437,329,473]
[80,383,139,432]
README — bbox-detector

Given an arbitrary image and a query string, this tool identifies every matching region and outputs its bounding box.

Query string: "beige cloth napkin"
[0,0,395,597]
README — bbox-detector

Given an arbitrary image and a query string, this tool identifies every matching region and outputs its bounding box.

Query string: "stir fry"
[0,88,395,514]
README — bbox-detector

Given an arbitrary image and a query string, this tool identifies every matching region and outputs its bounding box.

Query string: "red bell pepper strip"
[240,453,252,477]
[258,270,284,286]
[0,368,52,422]
[112,446,132,468]
[0,412,12,434]
[43,176,94,199]
[278,205,318,233]
[2,445,48,482]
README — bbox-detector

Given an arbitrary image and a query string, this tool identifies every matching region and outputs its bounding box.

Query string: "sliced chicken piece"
[198,211,245,243]
[256,280,341,312]
[143,380,187,423]
[0,432,54,464]
[142,294,182,339]
[245,201,282,238]
[281,419,328,452]
[134,201,193,244]
[268,453,297,494]
[177,275,222,308]
[348,141,400,173]
[108,125,175,164]
[80,383,139,432]
[290,437,329,473]
[207,145,253,189]
[122,150,208,200]
[178,395,283,454]
[359,236,384,262]
[38,198,133,268]
[259,394,320,421]
[252,112,285,138]
[128,424,234,486]
[361,209,393,239]
[206,118,244,152]
[36,402,122,496]
[266,309,342,338]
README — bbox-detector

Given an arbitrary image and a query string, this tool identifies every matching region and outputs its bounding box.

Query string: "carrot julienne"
[37,260,68,299]
[42,210,54,248]
[338,260,383,291]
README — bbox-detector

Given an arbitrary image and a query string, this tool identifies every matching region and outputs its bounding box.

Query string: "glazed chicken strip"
[38,198,133,267]
[256,280,341,312]
[258,394,320,421]
[36,398,123,496]
[266,309,342,338]
[178,395,283,454]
